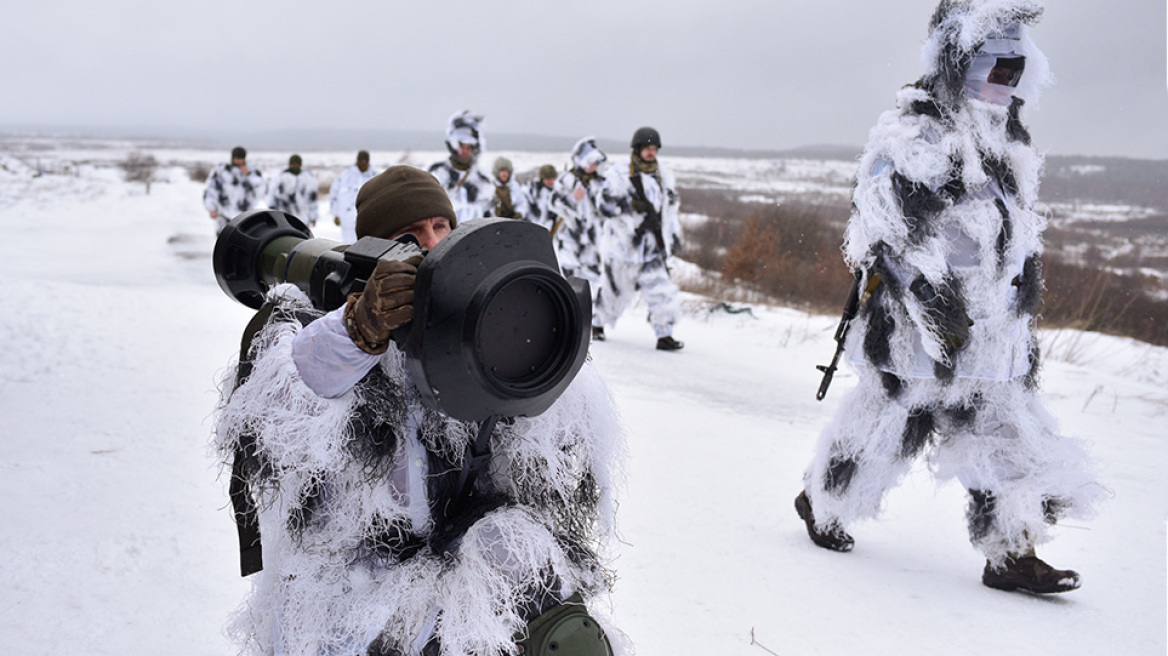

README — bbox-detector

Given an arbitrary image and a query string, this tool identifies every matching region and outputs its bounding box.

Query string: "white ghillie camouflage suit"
[269,167,320,226]
[214,286,626,656]
[549,139,624,322]
[428,111,494,226]
[204,163,267,233]
[330,163,378,244]
[803,0,1102,567]
[593,157,682,339]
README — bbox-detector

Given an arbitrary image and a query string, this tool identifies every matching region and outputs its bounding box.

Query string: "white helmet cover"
[446,110,485,157]
[570,137,606,170]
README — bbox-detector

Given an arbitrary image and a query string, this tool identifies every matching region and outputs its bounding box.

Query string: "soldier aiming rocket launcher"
[213,214,619,655]
[215,209,595,574]
[213,209,592,422]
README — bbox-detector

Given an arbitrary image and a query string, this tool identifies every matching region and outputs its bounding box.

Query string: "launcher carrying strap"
[445,415,501,519]
[230,304,273,577]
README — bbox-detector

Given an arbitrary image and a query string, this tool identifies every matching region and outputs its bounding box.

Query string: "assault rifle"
[629,175,667,254]
[493,186,518,219]
[816,269,866,401]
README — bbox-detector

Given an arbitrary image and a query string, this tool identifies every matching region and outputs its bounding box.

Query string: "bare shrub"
[676,188,752,276]
[675,187,854,311]
[121,151,158,193]
[187,163,211,182]
[722,214,781,282]
[717,202,853,313]
[676,183,1168,347]
[1041,257,1168,346]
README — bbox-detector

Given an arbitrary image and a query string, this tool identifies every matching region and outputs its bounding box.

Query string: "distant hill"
[2,128,1162,205]
[1,124,865,161]
[1042,155,1168,211]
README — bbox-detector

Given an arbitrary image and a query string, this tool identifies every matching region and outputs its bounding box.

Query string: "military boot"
[794,490,854,552]
[982,552,1081,594]
[591,326,606,341]
[655,335,684,351]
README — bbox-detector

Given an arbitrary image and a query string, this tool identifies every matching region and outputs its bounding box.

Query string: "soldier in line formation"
[204,147,374,241]
[428,111,685,351]
[203,146,266,235]
[330,150,378,243]
[267,154,318,227]
[206,112,687,351]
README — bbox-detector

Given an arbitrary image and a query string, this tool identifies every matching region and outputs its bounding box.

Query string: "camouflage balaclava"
[918,0,1050,110]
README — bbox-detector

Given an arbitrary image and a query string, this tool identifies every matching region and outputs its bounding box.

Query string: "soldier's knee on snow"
[516,593,613,656]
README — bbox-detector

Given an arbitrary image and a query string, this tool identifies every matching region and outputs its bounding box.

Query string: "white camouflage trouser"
[802,369,1100,565]
[594,256,679,338]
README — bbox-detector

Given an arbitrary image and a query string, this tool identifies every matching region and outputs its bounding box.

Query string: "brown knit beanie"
[538,164,557,180]
[355,166,457,239]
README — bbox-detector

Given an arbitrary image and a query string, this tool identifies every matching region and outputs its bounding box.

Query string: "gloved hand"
[343,254,425,354]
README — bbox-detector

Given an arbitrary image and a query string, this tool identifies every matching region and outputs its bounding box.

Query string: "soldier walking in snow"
[330,150,378,243]
[488,156,530,220]
[550,138,624,340]
[525,164,561,234]
[593,128,684,351]
[428,111,494,225]
[795,0,1102,594]
[204,146,267,234]
[215,166,624,656]
[268,154,319,227]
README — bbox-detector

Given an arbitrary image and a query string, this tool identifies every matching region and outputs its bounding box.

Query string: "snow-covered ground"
[1,144,1166,655]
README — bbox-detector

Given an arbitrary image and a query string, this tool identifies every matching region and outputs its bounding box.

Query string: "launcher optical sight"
[212,210,591,421]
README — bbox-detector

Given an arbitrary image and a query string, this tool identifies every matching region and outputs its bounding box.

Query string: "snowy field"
[1,142,1166,655]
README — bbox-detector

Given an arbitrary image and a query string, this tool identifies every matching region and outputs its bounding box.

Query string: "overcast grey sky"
[3,0,1165,159]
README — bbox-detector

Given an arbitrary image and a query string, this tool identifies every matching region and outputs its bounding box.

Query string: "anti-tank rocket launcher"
[215,209,597,578]
[212,209,592,423]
